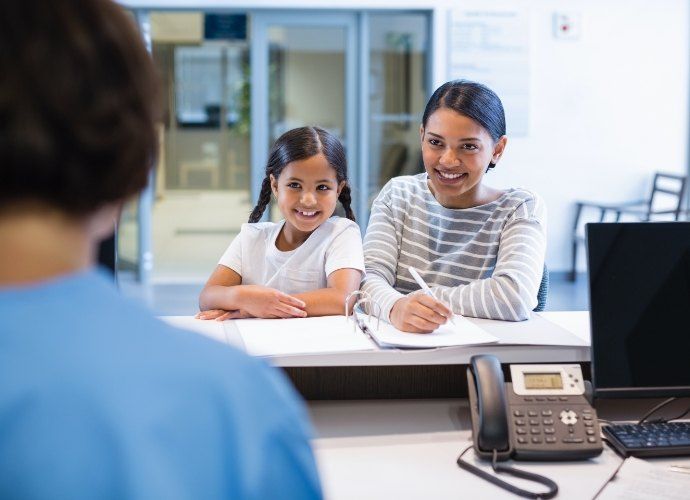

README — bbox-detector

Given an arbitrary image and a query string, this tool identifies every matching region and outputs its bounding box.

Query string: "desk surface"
[163,311,592,367]
[309,398,690,500]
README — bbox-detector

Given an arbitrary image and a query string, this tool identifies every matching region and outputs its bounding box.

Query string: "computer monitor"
[586,222,690,398]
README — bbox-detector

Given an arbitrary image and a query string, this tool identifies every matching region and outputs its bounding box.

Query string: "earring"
[485,161,497,173]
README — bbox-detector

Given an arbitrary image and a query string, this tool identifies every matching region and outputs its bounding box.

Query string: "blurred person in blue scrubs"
[0,1,322,498]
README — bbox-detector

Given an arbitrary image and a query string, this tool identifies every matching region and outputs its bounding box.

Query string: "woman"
[361,80,546,332]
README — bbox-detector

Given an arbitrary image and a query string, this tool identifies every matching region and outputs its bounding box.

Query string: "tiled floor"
[119,270,590,316]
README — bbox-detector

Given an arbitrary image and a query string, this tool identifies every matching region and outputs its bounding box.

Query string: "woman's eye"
[461,143,478,151]
[317,184,330,191]
[287,182,300,189]
[428,139,442,147]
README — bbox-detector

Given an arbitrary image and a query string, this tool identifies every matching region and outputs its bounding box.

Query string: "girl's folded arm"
[198,265,244,312]
[293,268,362,317]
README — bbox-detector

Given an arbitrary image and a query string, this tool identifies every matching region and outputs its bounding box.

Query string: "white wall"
[126,0,690,272]
[451,0,689,272]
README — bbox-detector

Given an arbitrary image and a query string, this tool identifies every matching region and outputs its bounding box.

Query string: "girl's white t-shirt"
[218,216,365,295]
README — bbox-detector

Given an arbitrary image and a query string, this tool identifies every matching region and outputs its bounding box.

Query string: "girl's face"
[420,107,507,208]
[271,153,344,241]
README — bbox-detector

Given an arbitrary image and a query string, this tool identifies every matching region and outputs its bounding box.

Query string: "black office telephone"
[458,355,603,498]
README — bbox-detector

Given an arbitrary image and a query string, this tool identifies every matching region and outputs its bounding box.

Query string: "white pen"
[408,266,456,325]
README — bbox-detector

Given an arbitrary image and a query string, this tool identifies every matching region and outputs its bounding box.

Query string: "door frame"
[250,11,359,218]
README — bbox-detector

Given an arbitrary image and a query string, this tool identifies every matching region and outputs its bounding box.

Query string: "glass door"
[251,13,358,220]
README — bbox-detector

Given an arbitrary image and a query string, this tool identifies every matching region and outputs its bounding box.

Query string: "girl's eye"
[461,143,479,151]
[287,182,300,189]
[317,184,330,191]
[428,139,442,147]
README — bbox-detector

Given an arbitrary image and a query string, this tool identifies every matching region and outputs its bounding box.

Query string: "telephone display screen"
[524,373,563,390]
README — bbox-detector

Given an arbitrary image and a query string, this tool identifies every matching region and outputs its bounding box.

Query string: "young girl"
[361,80,546,332]
[197,126,364,320]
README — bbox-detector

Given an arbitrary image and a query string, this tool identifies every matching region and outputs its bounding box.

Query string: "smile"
[435,169,468,183]
[295,210,319,218]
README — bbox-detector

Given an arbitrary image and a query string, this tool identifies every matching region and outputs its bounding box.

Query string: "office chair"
[569,172,687,281]
[533,263,549,312]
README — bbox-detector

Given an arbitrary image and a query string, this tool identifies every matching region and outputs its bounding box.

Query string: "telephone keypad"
[509,401,601,453]
[562,437,584,444]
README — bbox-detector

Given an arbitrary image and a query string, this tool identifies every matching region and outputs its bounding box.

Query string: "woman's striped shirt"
[361,173,547,322]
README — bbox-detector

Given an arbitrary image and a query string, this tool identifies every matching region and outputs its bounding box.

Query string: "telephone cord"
[456,445,558,499]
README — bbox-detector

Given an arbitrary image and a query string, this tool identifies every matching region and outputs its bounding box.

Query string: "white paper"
[363,314,498,349]
[449,8,530,136]
[235,315,376,357]
[597,456,690,500]
[470,313,589,347]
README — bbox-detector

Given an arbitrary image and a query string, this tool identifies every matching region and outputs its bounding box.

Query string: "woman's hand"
[389,294,452,333]
[236,285,307,319]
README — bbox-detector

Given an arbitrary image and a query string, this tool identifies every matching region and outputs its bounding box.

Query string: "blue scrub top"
[0,270,322,499]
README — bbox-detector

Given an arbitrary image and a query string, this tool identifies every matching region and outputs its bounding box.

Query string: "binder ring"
[344,290,369,317]
[352,296,382,331]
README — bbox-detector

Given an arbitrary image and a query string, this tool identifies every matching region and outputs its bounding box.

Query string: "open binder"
[346,291,498,349]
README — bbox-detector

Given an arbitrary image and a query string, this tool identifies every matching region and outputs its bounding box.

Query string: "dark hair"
[0,0,161,215]
[422,80,505,171]
[249,126,355,223]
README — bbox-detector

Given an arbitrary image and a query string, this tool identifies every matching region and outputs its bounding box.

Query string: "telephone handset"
[458,355,603,498]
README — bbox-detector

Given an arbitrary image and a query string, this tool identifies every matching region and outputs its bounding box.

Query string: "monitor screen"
[586,222,690,397]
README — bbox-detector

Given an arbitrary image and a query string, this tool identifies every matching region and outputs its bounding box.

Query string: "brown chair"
[569,172,687,281]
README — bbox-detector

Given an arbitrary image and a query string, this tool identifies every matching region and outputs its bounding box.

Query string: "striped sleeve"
[360,182,406,321]
[430,196,547,321]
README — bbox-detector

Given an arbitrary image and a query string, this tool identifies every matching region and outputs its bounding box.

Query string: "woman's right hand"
[389,294,451,333]
[236,285,307,318]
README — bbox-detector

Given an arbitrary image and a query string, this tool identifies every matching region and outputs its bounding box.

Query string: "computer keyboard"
[603,421,690,457]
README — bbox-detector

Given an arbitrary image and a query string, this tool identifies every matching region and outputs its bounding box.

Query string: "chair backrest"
[533,263,549,312]
[648,172,687,220]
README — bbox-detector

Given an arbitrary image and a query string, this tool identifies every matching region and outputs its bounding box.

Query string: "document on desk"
[596,456,690,499]
[235,315,376,357]
[160,316,243,348]
[361,314,498,349]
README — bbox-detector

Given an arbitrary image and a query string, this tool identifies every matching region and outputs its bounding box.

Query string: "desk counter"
[310,398,690,500]
[163,311,592,399]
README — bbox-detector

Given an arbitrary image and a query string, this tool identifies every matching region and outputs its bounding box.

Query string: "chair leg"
[569,239,578,281]
[570,203,584,282]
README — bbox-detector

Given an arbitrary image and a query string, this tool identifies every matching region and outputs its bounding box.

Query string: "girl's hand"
[196,309,230,321]
[195,309,253,321]
[237,285,307,319]
[389,294,452,333]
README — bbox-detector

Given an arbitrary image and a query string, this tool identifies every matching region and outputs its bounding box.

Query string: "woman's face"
[420,107,506,208]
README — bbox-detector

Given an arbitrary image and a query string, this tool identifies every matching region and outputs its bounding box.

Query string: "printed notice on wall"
[449,9,530,136]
